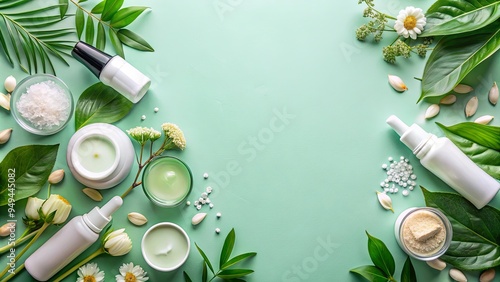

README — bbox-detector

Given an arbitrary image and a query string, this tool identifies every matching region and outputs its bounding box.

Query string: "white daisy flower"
[76,262,105,282]
[394,6,426,40]
[116,262,149,282]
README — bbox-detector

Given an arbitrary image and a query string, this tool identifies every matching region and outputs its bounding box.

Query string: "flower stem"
[0,230,37,254]
[52,248,105,282]
[0,263,24,282]
[0,222,50,278]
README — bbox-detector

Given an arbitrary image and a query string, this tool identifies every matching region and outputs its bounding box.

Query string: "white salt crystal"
[16,80,70,130]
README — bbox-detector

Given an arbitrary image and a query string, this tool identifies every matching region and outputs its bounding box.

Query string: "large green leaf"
[366,231,395,277]
[75,82,133,130]
[117,29,154,52]
[437,122,500,179]
[420,28,500,101]
[423,0,500,37]
[422,187,500,270]
[110,6,148,29]
[101,0,124,21]
[217,269,254,279]
[220,228,235,268]
[400,257,416,282]
[0,144,59,205]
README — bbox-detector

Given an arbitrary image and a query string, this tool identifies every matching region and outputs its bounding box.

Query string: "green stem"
[0,222,50,278]
[0,229,37,254]
[0,263,24,282]
[47,183,52,198]
[364,1,397,20]
[52,248,105,282]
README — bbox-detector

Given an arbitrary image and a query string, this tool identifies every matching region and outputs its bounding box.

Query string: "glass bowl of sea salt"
[11,74,73,135]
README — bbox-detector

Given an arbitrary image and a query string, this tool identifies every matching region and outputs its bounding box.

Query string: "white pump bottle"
[386,115,500,209]
[25,196,123,281]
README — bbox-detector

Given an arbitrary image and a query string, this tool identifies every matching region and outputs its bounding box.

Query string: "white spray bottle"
[25,196,123,281]
[386,115,500,209]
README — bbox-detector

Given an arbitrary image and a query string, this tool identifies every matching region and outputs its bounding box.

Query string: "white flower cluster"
[161,123,186,150]
[126,126,161,144]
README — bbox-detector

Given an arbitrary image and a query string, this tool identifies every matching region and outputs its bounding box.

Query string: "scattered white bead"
[381,164,388,170]
[201,192,208,199]
[206,186,213,193]
[409,186,414,191]
[378,156,417,196]
[203,173,209,179]
[206,198,211,203]
[196,205,202,210]
[154,107,159,113]
[194,201,199,206]
[209,203,214,209]
[388,157,393,162]
[216,212,222,218]
[141,115,146,120]
[215,228,220,234]
[402,190,409,196]
[186,201,191,206]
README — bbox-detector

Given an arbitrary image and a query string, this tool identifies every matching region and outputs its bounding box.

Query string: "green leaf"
[350,265,390,282]
[117,29,154,52]
[221,252,257,269]
[102,0,124,21]
[217,269,254,279]
[74,82,134,130]
[420,28,500,101]
[110,6,148,29]
[85,15,94,45]
[423,0,500,37]
[0,144,59,205]
[183,271,193,282]
[220,228,236,268]
[195,243,215,274]
[437,122,500,179]
[366,231,395,277]
[96,22,106,50]
[202,261,207,282]
[422,187,500,270]
[75,8,84,39]
[109,28,124,58]
[58,0,68,18]
[91,1,105,14]
[401,257,417,282]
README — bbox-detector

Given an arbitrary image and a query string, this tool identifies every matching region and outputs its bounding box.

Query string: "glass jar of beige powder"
[394,207,452,261]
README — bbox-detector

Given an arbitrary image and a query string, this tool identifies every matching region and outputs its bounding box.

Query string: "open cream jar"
[67,123,134,189]
[394,207,452,261]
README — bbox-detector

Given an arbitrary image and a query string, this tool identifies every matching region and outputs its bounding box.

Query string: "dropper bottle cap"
[71,41,112,78]
[386,115,430,151]
[84,196,123,233]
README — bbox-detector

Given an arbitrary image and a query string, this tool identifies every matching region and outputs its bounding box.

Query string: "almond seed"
[0,128,12,144]
[192,213,208,225]
[0,222,14,237]
[489,82,498,105]
[82,188,103,202]
[449,268,467,282]
[465,96,478,117]
[388,75,408,92]
[128,212,148,226]
[474,115,494,125]
[439,95,457,105]
[480,269,495,282]
[425,104,440,119]
[426,258,446,271]
[454,84,473,94]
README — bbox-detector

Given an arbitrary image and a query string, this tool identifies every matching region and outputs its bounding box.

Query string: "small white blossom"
[41,194,72,224]
[116,262,149,282]
[161,123,186,150]
[394,6,426,40]
[127,127,161,144]
[77,262,105,282]
[25,197,44,220]
[104,228,132,256]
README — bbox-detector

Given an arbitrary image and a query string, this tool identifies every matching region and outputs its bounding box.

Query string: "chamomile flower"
[77,263,105,282]
[116,262,149,282]
[394,6,426,40]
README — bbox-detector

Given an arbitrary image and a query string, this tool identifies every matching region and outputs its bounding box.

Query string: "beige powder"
[402,210,446,256]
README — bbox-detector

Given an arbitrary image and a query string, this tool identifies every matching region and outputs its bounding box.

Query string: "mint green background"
[1,0,499,281]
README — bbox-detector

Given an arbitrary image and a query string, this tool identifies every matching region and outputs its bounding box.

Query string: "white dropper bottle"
[386,115,500,209]
[25,196,123,281]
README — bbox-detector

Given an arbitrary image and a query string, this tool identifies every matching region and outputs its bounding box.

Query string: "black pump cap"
[72,41,112,78]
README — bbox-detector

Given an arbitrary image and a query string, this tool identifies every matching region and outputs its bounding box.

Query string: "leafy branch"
[350,231,416,282]
[0,1,74,74]
[184,229,257,282]
[68,0,153,58]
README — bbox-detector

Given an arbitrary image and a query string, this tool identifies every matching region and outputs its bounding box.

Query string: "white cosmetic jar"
[67,123,134,189]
